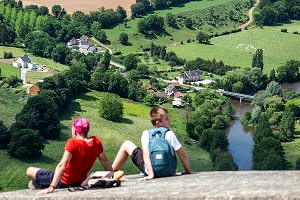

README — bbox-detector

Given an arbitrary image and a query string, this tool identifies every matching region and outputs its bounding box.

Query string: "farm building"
[13,56,36,69]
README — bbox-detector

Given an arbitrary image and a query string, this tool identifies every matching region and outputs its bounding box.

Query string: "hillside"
[0,90,212,192]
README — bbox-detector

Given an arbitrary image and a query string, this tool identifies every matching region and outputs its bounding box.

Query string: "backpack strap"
[148,127,169,140]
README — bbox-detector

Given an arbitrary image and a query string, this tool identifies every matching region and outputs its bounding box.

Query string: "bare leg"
[26,167,41,180]
[112,140,138,170]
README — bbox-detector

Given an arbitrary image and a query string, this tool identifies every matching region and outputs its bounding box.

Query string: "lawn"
[0,62,20,77]
[0,90,212,192]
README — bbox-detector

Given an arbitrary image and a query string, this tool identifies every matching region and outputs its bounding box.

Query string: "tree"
[254,114,273,143]
[108,73,129,98]
[0,23,16,44]
[0,120,10,149]
[166,12,177,28]
[253,137,286,170]
[91,21,102,36]
[100,50,111,72]
[143,94,157,107]
[128,81,147,102]
[184,17,193,29]
[51,43,71,64]
[99,93,123,122]
[265,81,282,96]
[124,53,138,71]
[252,48,264,70]
[196,31,210,44]
[277,60,300,83]
[52,5,62,18]
[16,93,61,139]
[116,5,127,22]
[95,30,107,43]
[279,108,295,141]
[211,149,238,171]
[7,129,44,158]
[119,32,128,45]
[182,94,192,106]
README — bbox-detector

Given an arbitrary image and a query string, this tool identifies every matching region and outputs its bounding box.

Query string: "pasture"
[0,90,212,191]
[167,26,300,73]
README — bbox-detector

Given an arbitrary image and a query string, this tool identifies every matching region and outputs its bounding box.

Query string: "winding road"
[239,0,260,30]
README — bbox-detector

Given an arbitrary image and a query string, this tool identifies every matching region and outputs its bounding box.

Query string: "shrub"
[292,31,298,34]
[295,158,300,170]
[8,129,44,159]
[99,93,124,122]
[281,29,287,33]
[0,120,11,149]
[3,52,13,59]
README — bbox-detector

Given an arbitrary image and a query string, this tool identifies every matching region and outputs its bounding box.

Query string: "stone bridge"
[1,171,300,199]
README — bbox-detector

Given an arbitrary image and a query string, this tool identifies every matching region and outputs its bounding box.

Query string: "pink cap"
[72,118,90,134]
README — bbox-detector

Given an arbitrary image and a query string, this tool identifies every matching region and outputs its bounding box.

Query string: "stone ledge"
[1,171,300,199]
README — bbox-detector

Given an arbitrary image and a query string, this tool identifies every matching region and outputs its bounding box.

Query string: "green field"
[168,27,300,73]
[105,0,248,55]
[0,90,212,192]
[104,0,300,74]
[0,63,20,77]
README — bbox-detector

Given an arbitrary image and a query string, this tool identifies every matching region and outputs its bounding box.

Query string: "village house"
[67,35,102,55]
[27,81,43,95]
[178,70,202,84]
[12,56,36,69]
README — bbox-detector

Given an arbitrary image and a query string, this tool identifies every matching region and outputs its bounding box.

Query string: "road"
[239,0,260,30]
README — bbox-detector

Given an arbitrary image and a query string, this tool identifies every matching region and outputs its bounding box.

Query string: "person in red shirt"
[26,118,114,194]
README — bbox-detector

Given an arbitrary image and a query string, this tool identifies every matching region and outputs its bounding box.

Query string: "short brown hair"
[150,106,168,126]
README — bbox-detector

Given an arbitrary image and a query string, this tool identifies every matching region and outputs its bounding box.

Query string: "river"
[227,100,254,171]
[227,82,300,170]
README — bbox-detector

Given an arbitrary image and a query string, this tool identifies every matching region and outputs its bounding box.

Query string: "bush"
[0,120,11,149]
[295,158,300,170]
[99,93,124,122]
[281,29,287,33]
[8,129,44,159]
[3,52,13,59]
[292,31,298,34]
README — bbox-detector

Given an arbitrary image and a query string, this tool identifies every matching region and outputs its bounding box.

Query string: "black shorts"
[35,169,83,189]
[131,147,146,175]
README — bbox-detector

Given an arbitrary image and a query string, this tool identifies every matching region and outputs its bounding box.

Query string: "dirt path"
[239,0,260,30]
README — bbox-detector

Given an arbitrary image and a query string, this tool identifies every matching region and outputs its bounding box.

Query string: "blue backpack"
[148,127,177,177]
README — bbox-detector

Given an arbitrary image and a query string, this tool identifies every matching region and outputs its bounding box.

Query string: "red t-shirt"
[61,136,104,185]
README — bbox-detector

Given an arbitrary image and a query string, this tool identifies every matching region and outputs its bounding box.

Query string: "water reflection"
[227,100,255,170]
[282,82,300,93]
[227,120,255,170]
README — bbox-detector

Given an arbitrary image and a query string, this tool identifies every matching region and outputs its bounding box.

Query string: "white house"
[13,56,36,69]
[178,70,202,84]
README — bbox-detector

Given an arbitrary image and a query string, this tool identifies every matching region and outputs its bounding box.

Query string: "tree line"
[185,89,238,171]
[255,0,300,26]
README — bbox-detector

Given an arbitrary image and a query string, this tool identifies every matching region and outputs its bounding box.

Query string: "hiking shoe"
[113,170,125,180]
[28,180,41,190]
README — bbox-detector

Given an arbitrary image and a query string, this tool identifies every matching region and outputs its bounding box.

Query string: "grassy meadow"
[0,90,212,192]
[104,0,300,74]
[0,62,20,77]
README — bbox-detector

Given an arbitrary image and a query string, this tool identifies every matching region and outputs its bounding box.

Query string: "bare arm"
[176,147,191,174]
[98,152,113,171]
[140,147,155,181]
[37,150,72,195]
